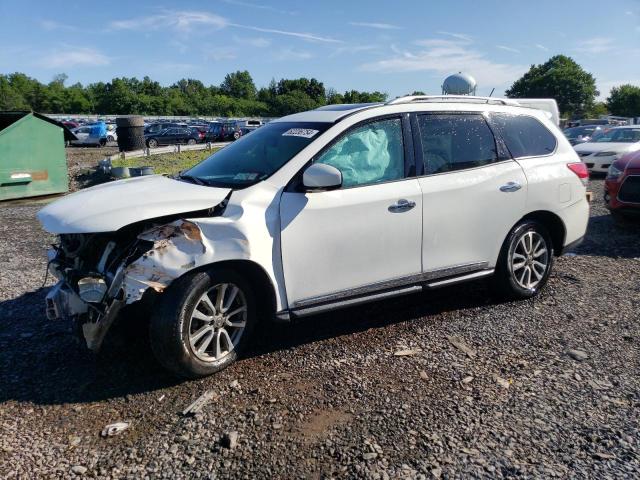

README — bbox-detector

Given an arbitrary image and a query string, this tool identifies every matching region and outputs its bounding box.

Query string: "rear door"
[414,112,527,273]
[280,115,423,306]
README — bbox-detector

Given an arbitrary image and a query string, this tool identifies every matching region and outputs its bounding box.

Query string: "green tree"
[220,70,256,100]
[505,55,598,117]
[607,84,640,118]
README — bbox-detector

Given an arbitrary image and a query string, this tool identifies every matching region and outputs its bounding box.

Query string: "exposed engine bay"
[45,203,226,351]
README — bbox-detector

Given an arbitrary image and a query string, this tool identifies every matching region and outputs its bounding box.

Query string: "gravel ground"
[0,179,639,479]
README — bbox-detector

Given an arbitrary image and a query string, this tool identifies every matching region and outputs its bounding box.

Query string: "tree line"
[1,57,639,118]
[505,55,640,119]
[0,70,386,117]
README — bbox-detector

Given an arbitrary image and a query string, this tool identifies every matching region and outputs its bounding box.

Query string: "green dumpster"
[0,111,74,201]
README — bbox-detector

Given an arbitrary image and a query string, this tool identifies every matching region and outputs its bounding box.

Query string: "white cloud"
[535,44,549,51]
[497,45,520,53]
[273,47,312,61]
[330,44,379,57]
[360,38,526,88]
[437,31,473,42]
[234,36,271,48]
[349,22,401,30]
[221,0,296,15]
[575,37,615,54]
[39,19,76,31]
[110,11,227,32]
[231,23,342,43]
[40,46,110,68]
[110,10,341,43]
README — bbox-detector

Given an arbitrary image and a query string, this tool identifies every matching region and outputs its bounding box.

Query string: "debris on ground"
[393,348,423,356]
[101,422,131,437]
[447,336,477,358]
[182,390,217,416]
[221,431,239,449]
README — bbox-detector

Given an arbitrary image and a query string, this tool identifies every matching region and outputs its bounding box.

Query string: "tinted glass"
[417,114,498,174]
[592,128,640,143]
[315,118,405,188]
[185,122,330,188]
[491,113,557,158]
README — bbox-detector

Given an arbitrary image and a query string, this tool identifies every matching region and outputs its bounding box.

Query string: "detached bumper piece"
[45,281,88,321]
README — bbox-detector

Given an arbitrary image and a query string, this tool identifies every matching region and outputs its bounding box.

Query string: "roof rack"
[386,95,521,107]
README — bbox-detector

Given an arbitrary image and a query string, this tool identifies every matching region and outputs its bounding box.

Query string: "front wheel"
[147,138,158,148]
[187,138,197,145]
[492,220,554,299]
[149,269,256,378]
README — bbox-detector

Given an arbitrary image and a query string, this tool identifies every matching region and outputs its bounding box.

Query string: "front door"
[414,113,527,273]
[279,116,423,307]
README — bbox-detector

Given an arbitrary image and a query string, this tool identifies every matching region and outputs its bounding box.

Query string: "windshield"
[564,126,596,139]
[592,128,640,143]
[183,121,330,188]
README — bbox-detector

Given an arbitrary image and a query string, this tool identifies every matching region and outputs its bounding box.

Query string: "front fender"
[122,219,251,303]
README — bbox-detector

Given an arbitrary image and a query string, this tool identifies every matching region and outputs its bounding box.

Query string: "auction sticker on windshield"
[282,128,319,138]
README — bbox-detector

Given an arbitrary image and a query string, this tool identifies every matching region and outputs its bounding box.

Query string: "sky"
[1,0,639,100]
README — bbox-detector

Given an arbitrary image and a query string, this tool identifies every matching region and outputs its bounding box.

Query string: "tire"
[149,269,256,378]
[116,115,144,128]
[107,135,115,142]
[187,138,197,145]
[492,220,554,300]
[233,131,241,140]
[147,138,158,148]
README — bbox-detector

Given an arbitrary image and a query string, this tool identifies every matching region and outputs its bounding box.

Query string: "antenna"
[489,88,495,98]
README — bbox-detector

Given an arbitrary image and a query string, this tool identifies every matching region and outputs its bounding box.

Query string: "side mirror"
[302,163,342,191]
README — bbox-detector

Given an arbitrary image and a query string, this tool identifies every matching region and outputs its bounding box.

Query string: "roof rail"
[386,95,521,107]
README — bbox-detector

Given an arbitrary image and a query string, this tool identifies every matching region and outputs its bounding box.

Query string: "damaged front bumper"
[46,219,209,351]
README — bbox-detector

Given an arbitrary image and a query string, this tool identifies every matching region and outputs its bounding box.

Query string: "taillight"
[567,162,589,186]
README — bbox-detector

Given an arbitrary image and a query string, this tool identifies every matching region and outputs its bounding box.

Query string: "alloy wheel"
[187,283,247,362]
[510,230,549,290]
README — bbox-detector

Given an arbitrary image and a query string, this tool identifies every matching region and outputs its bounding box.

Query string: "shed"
[0,112,75,201]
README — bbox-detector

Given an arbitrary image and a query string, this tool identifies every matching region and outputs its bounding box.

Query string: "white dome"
[442,72,477,95]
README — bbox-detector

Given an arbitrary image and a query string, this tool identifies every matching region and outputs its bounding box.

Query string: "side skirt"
[274,266,494,322]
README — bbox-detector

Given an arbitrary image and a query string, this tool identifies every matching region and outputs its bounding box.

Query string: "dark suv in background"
[204,121,243,142]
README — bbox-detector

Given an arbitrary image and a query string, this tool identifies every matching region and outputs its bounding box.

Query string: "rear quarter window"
[490,113,557,158]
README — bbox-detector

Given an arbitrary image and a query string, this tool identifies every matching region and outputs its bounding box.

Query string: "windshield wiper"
[177,173,206,186]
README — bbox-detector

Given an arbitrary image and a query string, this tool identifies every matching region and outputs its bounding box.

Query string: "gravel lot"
[0,179,638,479]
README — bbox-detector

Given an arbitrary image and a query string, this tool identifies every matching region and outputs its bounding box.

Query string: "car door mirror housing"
[302,163,342,191]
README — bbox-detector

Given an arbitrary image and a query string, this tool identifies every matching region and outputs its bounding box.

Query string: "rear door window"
[416,114,498,175]
[490,113,557,158]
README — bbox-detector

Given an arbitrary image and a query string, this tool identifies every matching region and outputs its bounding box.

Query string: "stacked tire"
[116,116,146,152]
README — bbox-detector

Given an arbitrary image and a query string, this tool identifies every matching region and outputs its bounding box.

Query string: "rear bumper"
[556,196,590,250]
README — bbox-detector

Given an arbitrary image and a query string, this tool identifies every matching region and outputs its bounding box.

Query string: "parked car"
[145,127,200,148]
[204,121,243,142]
[106,124,117,143]
[38,96,589,378]
[563,125,603,146]
[604,150,640,220]
[62,120,79,129]
[190,125,208,142]
[69,125,107,147]
[144,122,187,135]
[574,126,640,174]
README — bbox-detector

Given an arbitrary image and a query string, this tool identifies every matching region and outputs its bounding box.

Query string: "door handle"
[388,199,416,213]
[500,182,522,193]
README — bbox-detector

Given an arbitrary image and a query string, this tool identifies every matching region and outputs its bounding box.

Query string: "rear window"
[490,114,557,158]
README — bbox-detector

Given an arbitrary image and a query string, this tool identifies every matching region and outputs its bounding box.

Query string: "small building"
[0,111,75,201]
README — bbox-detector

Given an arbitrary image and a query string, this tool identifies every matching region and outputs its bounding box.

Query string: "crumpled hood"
[38,175,231,234]
[574,142,640,154]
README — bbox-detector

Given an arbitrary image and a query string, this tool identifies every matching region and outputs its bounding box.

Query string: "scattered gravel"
[1,179,639,478]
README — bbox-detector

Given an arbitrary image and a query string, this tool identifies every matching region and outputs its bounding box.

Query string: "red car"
[604,150,640,219]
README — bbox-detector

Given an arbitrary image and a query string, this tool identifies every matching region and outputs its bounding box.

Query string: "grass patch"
[110,148,220,176]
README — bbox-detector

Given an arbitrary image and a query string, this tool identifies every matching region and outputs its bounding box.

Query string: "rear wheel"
[149,269,256,378]
[492,220,554,299]
[147,138,158,148]
[187,138,196,145]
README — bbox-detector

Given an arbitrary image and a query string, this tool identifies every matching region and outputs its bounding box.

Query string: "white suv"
[38,96,590,378]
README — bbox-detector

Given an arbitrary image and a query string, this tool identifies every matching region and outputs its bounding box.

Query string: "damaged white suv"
[39,96,590,378]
